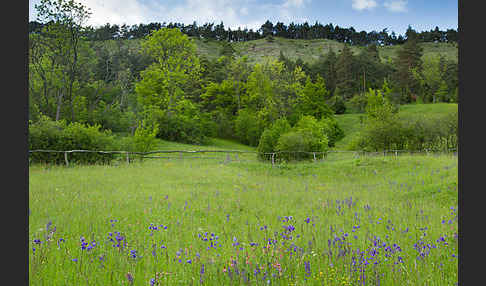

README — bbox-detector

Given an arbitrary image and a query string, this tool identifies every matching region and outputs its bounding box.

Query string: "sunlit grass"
[29,153,457,285]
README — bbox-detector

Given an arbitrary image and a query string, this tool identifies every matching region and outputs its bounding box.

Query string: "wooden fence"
[28,148,457,167]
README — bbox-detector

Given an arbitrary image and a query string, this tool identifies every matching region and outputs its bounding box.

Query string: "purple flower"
[304,261,311,277]
[72,258,78,262]
[126,273,134,284]
[33,239,42,244]
[150,278,156,286]
[187,259,192,264]
[130,250,137,258]
[305,217,310,224]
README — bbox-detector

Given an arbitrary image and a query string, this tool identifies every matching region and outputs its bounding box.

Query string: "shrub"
[145,101,211,145]
[130,121,159,154]
[347,94,368,113]
[319,117,345,147]
[29,115,116,165]
[234,109,266,146]
[276,116,329,161]
[257,118,292,160]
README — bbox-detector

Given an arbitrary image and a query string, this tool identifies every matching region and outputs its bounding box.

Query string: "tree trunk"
[55,90,64,121]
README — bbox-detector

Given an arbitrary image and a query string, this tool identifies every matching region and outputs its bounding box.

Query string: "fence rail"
[28,148,457,166]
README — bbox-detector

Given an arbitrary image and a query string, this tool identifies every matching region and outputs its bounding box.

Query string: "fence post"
[271,153,275,166]
[126,152,130,164]
[313,152,316,162]
[64,151,69,167]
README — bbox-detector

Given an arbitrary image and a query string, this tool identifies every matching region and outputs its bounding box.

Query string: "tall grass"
[29,153,457,285]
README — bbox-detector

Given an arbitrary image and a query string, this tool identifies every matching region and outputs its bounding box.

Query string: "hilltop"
[192,36,458,64]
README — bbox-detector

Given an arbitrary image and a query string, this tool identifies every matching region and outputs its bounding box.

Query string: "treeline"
[29,19,458,46]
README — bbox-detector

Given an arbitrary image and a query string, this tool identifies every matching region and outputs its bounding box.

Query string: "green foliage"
[257,118,292,160]
[350,101,457,151]
[234,109,266,146]
[327,87,347,114]
[29,115,116,164]
[295,75,333,119]
[319,117,345,147]
[347,94,368,113]
[129,120,159,154]
[276,116,329,161]
[144,101,211,145]
[364,88,398,121]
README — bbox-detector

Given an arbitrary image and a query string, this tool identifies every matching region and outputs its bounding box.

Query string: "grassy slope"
[190,36,458,65]
[101,36,457,66]
[333,103,458,150]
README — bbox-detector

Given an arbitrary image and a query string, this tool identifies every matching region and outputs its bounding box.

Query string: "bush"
[276,116,329,161]
[319,117,345,147]
[130,121,159,153]
[29,115,116,165]
[349,110,458,152]
[257,118,292,160]
[145,101,212,145]
[327,95,346,114]
[347,94,367,113]
[234,109,266,146]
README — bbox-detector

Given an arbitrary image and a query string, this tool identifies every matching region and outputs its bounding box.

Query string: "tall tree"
[335,44,356,100]
[136,28,201,115]
[34,0,92,121]
[394,26,423,102]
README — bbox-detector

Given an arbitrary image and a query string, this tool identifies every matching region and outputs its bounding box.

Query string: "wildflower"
[72,258,78,262]
[150,278,156,286]
[126,272,134,284]
[130,250,137,259]
[305,217,311,224]
[33,239,42,244]
[304,261,311,277]
[187,259,192,264]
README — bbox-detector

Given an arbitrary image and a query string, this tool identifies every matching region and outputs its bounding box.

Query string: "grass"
[29,150,457,285]
[189,36,458,65]
[97,36,457,67]
[333,103,458,150]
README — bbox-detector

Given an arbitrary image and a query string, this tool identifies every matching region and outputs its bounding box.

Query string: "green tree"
[136,28,201,114]
[394,31,423,102]
[335,44,356,100]
[34,0,92,122]
[295,75,333,119]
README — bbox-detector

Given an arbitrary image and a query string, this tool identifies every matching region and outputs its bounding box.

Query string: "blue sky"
[29,0,457,36]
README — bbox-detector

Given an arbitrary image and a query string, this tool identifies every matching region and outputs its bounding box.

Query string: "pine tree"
[335,44,356,100]
[394,30,423,102]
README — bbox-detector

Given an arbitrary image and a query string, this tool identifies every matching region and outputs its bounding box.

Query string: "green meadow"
[29,147,457,285]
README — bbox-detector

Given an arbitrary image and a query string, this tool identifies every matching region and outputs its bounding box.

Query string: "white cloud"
[282,0,306,9]
[29,0,312,31]
[384,0,408,12]
[352,0,377,11]
[73,0,150,26]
